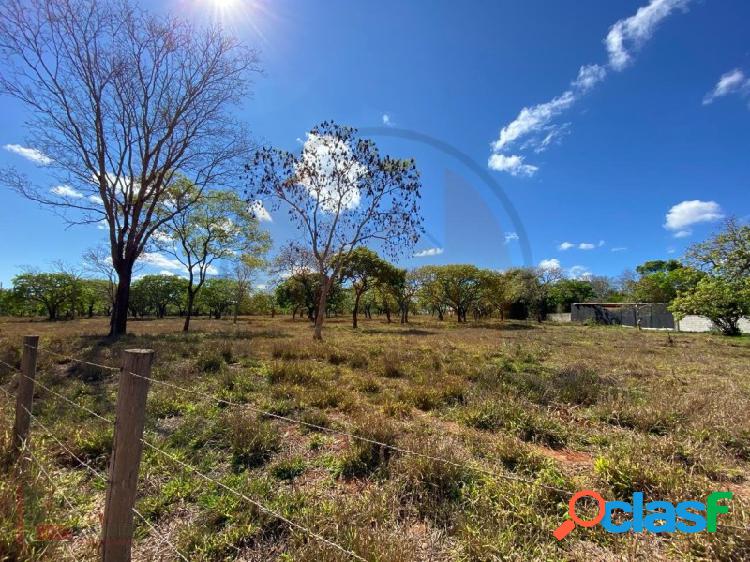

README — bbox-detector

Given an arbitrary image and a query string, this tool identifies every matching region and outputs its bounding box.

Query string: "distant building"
[570,303,750,334]
[571,303,674,329]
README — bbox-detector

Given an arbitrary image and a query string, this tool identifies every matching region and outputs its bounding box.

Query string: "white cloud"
[158,270,178,276]
[255,284,267,290]
[382,113,394,127]
[3,144,52,165]
[296,133,364,212]
[51,184,84,198]
[559,241,601,250]
[572,64,608,92]
[605,0,690,71]
[88,194,103,205]
[139,252,184,272]
[702,68,750,105]
[539,258,561,271]
[611,246,627,252]
[504,232,519,244]
[413,247,444,257]
[249,200,272,222]
[487,154,538,177]
[664,200,724,237]
[489,0,689,176]
[491,91,576,153]
[568,265,592,280]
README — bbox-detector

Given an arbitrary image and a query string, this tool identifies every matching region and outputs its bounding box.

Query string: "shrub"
[460,401,567,449]
[299,409,330,433]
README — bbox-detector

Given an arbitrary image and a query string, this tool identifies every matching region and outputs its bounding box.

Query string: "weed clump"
[226,412,281,470]
[336,415,398,479]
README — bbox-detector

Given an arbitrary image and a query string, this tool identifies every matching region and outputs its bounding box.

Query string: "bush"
[393,438,473,522]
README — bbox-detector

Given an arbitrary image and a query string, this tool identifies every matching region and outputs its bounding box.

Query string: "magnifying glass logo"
[553,490,606,540]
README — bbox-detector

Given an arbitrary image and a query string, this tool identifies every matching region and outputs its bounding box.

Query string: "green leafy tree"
[671,277,750,336]
[12,272,79,320]
[686,219,750,282]
[132,275,187,318]
[156,183,270,331]
[672,221,750,335]
[338,248,394,328]
[200,278,238,319]
[414,266,448,320]
[635,260,683,275]
[432,265,484,323]
[547,279,595,313]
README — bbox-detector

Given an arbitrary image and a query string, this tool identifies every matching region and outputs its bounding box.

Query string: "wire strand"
[130,371,572,496]
[26,406,190,559]
[23,445,89,561]
[29,345,119,373]
[142,439,367,562]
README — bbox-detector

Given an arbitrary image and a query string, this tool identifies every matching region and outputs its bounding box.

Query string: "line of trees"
[3,219,748,335]
[0,271,269,322]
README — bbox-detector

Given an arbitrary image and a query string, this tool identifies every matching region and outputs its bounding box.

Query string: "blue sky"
[1,0,749,286]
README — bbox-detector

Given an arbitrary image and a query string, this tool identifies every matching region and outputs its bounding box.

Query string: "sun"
[191,0,271,40]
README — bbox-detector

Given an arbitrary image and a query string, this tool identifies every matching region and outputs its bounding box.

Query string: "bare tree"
[248,122,423,339]
[0,0,258,336]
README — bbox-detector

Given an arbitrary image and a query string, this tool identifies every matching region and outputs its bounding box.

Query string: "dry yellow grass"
[0,315,748,560]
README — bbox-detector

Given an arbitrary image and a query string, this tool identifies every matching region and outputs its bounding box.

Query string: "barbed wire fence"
[0,335,747,562]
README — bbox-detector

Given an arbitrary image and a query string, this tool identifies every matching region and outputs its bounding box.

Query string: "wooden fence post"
[100,349,153,562]
[12,335,39,459]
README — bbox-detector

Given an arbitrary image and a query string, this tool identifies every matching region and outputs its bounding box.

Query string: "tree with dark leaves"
[247,122,423,339]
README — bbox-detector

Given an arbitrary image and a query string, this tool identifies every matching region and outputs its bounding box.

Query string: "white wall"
[547,313,571,323]
[676,315,750,334]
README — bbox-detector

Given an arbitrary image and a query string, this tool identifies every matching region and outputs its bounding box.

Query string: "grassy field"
[0,315,748,561]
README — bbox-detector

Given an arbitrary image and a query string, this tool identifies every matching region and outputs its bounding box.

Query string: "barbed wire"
[141,439,368,562]
[28,344,120,373]
[23,405,190,560]
[23,444,90,561]
[4,342,749,539]
[129,371,573,497]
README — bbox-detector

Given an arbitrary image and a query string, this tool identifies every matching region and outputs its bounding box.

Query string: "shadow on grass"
[360,327,436,336]
[466,321,539,331]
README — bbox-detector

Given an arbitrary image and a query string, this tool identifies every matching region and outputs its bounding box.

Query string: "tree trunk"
[110,268,132,337]
[183,290,195,332]
[353,291,362,329]
[313,277,331,340]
